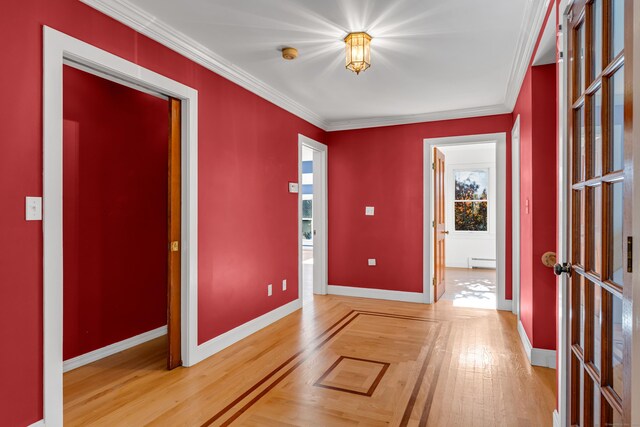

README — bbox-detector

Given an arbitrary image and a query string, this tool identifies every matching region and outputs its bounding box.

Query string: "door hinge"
[627,236,633,273]
[432,220,435,227]
[432,162,435,170]
[170,241,179,252]
[432,277,436,286]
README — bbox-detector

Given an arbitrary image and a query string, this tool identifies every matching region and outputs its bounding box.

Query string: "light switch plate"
[288,182,299,193]
[26,197,42,221]
[268,284,273,296]
[368,258,377,266]
[365,206,375,216]
[282,279,287,291]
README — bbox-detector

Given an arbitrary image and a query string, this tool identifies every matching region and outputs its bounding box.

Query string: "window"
[302,199,313,240]
[454,169,488,231]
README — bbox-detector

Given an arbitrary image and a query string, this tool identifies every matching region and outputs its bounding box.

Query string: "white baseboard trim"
[28,420,45,427]
[327,285,424,303]
[497,299,513,311]
[553,409,560,427]
[63,325,167,372]
[193,298,302,365]
[517,320,557,369]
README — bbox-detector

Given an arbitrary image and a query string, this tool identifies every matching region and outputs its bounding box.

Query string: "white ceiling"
[84,0,550,130]
[533,3,557,66]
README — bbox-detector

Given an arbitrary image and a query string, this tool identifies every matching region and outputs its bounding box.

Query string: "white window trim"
[452,166,491,234]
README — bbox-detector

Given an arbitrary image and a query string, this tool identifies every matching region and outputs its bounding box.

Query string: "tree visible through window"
[454,170,488,231]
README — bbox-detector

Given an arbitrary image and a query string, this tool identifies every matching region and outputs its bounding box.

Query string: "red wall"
[326,115,514,294]
[62,66,168,360]
[513,63,558,350]
[0,1,324,425]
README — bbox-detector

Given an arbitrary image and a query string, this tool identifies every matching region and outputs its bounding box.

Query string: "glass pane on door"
[592,0,603,78]
[591,89,602,178]
[593,284,602,372]
[610,293,624,398]
[577,23,586,94]
[607,182,624,285]
[580,277,586,349]
[593,384,601,426]
[610,67,624,172]
[575,106,586,182]
[589,185,602,275]
[610,0,624,59]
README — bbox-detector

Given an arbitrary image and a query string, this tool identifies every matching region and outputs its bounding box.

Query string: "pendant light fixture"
[344,32,372,75]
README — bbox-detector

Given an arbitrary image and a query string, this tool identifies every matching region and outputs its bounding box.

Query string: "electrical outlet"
[368,259,376,266]
[268,284,273,296]
[365,206,375,216]
[282,279,287,291]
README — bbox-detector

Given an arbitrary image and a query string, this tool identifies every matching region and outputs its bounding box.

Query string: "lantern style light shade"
[344,32,372,75]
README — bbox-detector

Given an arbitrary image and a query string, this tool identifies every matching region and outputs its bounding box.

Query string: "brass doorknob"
[541,251,556,267]
[443,231,450,234]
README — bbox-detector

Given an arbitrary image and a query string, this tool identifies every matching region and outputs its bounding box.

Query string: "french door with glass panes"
[563,0,632,425]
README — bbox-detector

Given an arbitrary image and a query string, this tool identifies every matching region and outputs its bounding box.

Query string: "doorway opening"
[43,27,199,426]
[61,64,182,416]
[432,143,497,309]
[298,135,328,304]
[424,133,509,310]
[301,145,315,304]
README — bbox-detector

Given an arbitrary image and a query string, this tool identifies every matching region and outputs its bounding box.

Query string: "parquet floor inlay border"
[201,309,447,427]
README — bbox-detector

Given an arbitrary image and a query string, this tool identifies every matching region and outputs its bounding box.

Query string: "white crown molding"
[504,0,552,111]
[325,104,511,132]
[79,0,329,130]
[81,0,549,132]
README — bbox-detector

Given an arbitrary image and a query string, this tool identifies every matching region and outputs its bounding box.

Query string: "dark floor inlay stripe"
[202,309,443,426]
[313,356,390,397]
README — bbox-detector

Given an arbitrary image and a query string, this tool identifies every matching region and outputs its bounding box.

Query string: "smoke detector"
[281,47,298,60]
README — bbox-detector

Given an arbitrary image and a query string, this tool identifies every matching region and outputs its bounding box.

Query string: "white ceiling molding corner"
[325,104,511,132]
[503,0,552,111]
[79,0,329,130]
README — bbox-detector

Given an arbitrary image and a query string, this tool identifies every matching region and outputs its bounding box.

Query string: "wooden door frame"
[298,135,328,300]
[43,27,199,427]
[423,133,509,309]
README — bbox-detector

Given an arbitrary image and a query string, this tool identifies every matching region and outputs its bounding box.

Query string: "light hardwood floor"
[64,296,556,426]
[440,268,497,309]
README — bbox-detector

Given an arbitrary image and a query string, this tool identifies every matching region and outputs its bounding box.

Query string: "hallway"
[63,295,555,426]
[440,268,497,309]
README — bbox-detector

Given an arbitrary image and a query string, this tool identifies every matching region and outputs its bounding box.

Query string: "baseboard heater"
[468,257,497,269]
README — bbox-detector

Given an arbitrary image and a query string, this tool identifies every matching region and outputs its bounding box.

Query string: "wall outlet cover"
[368,258,377,266]
[288,182,299,193]
[365,206,375,216]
